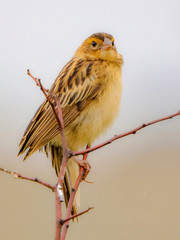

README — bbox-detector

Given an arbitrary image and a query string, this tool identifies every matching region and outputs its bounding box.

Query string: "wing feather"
[18,58,103,159]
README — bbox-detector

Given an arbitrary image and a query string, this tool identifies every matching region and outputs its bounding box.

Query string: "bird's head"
[75,32,123,64]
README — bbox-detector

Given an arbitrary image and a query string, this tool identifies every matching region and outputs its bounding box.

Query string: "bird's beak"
[101,38,112,50]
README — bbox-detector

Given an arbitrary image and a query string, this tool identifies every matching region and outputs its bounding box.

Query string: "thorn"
[12,171,19,179]
[83,179,95,184]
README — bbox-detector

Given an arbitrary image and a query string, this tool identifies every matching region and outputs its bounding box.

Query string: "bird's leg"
[73,145,91,181]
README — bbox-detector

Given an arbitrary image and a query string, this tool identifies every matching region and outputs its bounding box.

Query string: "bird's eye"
[112,40,114,46]
[91,41,97,47]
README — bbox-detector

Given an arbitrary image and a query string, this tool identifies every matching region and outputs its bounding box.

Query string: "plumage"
[18,32,123,215]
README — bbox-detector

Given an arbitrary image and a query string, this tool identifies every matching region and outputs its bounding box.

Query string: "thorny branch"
[0,70,180,240]
[61,149,89,240]
[54,97,70,240]
[73,110,180,156]
[0,168,54,190]
[27,69,63,132]
[27,70,73,240]
[60,207,94,225]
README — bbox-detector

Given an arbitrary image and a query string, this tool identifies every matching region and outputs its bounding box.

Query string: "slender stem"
[0,168,54,190]
[61,207,94,224]
[38,79,63,132]
[27,70,63,132]
[61,149,89,240]
[55,187,62,240]
[53,86,69,240]
[27,69,48,92]
[74,110,180,156]
[27,70,69,240]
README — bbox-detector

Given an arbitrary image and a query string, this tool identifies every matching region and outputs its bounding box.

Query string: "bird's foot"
[81,160,91,181]
[73,157,91,181]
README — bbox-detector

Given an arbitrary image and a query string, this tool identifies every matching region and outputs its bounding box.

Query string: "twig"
[55,97,69,240]
[55,187,63,240]
[0,168,54,190]
[60,207,94,225]
[54,97,69,179]
[61,149,89,240]
[27,69,48,92]
[27,70,63,132]
[27,70,69,180]
[74,110,180,156]
[27,70,67,240]
[27,70,69,166]
[27,70,74,240]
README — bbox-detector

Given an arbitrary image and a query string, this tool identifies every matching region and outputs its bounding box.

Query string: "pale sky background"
[0,0,180,239]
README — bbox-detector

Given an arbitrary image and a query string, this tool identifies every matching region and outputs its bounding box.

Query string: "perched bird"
[18,32,123,214]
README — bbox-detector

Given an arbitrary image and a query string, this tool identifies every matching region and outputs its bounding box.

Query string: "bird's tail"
[48,144,80,215]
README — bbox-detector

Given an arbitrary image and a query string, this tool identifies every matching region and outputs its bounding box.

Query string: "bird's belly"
[65,75,122,150]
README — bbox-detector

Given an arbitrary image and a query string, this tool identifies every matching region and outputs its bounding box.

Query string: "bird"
[18,32,123,215]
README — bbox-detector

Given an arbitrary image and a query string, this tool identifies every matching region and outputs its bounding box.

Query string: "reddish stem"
[60,149,89,240]
[55,187,62,240]
[27,69,48,92]
[27,70,69,240]
[74,110,180,156]
[61,207,94,224]
[0,168,54,190]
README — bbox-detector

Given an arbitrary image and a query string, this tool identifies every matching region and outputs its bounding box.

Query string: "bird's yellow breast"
[64,63,122,150]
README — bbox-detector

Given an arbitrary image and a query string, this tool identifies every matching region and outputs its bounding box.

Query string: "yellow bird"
[18,32,123,214]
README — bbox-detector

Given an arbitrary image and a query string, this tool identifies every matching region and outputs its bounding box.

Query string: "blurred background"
[0,0,180,239]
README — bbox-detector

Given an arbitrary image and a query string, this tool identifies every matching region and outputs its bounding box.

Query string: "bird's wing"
[18,58,103,159]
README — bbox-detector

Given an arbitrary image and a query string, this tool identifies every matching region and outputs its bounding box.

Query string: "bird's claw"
[73,157,91,181]
[81,160,91,181]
